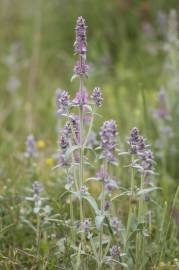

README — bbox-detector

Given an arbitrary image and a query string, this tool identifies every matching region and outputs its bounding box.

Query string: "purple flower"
[59,153,70,167]
[74,16,87,55]
[74,60,89,76]
[96,165,109,181]
[62,122,72,138]
[32,181,44,203]
[73,17,89,77]
[80,185,88,195]
[56,89,70,116]
[82,218,90,232]
[59,134,69,153]
[110,245,120,258]
[128,127,146,155]
[70,115,80,143]
[74,152,80,163]
[32,181,44,213]
[25,134,37,158]
[104,201,110,211]
[96,166,118,194]
[73,88,88,106]
[65,175,74,190]
[105,178,118,195]
[67,175,74,185]
[99,120,118,164]
[91,87,103,107]
[32,181,43,196]
[111,217,120,234]
[140,150,155,182]
[128,127,155,182]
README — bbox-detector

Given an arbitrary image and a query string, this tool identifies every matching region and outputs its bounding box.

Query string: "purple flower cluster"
[32,181,43,195]
[59,134,69,153]
[128,127,155,182]
[74,60,89,76]
[111,217,120,234]
[128,127,145,155]
[59,154,70,167]
[58,122,72,167]
[105,178,118,195]
[82,218,90,232]
[73,88,88,106]
[74,17,89,77]
[65,175,74,190]
[32,181,43,205]
[91,87,103,107]
[63,121,72,137]
[96,166,118,195]
[104,201,110,211]
[25,134,37,158]
[99,120,118,164]
[80,185,88,195]
[56,89,70,116]
[140,150,155,183]
[110,245,121,258]
[70,115,80,143]
[74,16,87,55]
[96,165,109,181]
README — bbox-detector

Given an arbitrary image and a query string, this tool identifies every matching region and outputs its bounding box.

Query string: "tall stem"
[98,162,107,270]
[79,57,85,244]
[83,108,96,147]
[136,173,144,270]
[70,194,75,243]
[125,156,135,250]
[67,166,75,244]
[36,212,41,266]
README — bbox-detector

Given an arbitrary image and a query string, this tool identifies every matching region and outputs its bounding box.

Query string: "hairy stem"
[98,162,107,270]
[79,58,85,246]
[83,107,96,147]
[36,212,41,264]
[125,156,135,250]
[136,173,145,270]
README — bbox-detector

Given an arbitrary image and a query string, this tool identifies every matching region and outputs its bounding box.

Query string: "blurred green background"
[1,0,179,186]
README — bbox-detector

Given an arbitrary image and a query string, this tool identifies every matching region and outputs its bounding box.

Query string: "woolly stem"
[125,156,135,250]
[135,173,145,270]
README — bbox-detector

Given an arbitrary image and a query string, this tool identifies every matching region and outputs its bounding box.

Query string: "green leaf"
[76,243,81,269]
[85,177,99,183]
[105,216,115,240]
[118,151,129,156]
[83,195,99,215]
[60,190,78,199]
[64,145,81,160]
[84,104,93,112]
[111,191,131,201]
[137,187,161,196]
[71,74,79,82]
[137,222,145,230]
[95,215,105,230]
[84,146,97,159]
[0,223,15,235]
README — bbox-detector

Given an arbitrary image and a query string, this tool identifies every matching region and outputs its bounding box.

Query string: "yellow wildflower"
[46,158,54,167]
[37,140,46,150]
